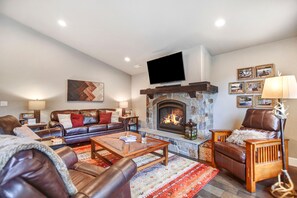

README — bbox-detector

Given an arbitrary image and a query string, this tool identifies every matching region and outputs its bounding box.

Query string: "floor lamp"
[262,75,297,198]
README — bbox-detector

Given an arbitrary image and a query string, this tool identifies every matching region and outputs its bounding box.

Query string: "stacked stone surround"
[141,92,216,159]
[146,92,215,139]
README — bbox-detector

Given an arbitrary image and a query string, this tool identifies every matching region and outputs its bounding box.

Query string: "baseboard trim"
[289,157,297,167]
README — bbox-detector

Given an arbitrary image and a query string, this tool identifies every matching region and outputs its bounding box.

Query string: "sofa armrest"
[55,146,78,169]
[35,128,63,138]
[75,158,137,198]
[49,121,64,129]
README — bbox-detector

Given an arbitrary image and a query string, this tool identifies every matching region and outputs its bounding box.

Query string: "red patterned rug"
[73,145,219,198]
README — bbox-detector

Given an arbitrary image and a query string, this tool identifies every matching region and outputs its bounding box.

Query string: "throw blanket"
[0,135,77,195]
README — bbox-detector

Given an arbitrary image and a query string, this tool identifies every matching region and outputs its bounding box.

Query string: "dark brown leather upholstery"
[213,109,281,182]
[49,109,125,144]
[0,146,137,198]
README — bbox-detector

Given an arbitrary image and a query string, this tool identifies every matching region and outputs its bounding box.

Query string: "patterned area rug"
[73,145,219,198]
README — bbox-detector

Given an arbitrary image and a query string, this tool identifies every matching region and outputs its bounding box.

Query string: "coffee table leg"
[163,146,168,166]
[91,140,95,159]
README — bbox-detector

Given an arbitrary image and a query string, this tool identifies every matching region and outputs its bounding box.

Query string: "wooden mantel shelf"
[140,81,218,99]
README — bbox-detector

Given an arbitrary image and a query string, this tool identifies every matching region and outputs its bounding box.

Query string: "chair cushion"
[88,124,108,133]
[71,113,84,128]
[226,129,269,147]
[65,127,88,136]
[108,122,124,130]
[214,142,246,163]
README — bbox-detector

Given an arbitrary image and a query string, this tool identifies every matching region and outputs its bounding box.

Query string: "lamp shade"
[28,100,46,110]
[119,101,128,108]
[262,75,297,99]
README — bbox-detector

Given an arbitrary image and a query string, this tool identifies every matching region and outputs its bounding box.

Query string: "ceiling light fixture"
[215,18,225,27]
[57,19,67,27]
[124,57,131,62]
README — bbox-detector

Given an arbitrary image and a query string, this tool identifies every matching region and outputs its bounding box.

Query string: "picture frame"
[237,95,253,108]
[229,82,245,94]
[254,95,275,108]
[237,67,254,80]
[245,80,264,94]
[255,64,275,78]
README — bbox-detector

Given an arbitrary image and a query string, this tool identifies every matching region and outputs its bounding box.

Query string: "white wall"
[211,37,297,158]
[0,15,131,122]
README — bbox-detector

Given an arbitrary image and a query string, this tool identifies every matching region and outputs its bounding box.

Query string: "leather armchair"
[0,146,137,198]
[211,109,289,192]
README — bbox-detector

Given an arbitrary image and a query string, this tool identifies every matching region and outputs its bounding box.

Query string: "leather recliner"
[0,146,137,198]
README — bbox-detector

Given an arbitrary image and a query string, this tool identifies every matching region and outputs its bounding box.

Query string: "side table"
[120,116,139,132]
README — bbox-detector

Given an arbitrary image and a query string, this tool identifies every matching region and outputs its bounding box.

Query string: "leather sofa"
[0,146,137,198]
[49,109,125,144]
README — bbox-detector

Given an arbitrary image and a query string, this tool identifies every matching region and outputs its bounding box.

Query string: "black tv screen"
[147,52,185,84]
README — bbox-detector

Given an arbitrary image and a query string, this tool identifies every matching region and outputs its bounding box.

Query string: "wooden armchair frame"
[210,129,289,192]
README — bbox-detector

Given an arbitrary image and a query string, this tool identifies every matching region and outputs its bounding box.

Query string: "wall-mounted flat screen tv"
[147,52,185,84]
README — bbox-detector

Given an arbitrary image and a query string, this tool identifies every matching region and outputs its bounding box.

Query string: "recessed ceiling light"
[134,65,142,68]
[57,20,67,27]
[124,57,131,62]
[215,18,225,27]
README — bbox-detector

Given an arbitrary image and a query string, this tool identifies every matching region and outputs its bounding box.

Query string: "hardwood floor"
[195,164,297,198]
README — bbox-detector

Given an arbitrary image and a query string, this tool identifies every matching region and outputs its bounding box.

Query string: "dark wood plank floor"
[194,163,297,198]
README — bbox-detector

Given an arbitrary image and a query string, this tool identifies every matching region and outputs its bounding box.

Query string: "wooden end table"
[90,132,169,171]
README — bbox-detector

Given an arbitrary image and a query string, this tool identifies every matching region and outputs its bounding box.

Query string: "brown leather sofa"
[0,146,137,198]
[49,109,125,144]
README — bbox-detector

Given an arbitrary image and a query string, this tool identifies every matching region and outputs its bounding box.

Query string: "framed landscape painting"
[245,80,264,94]
[254,95,275,108]
[255,64,275,78]
[237,95,253,108]
[67,79,104,102]
[237,67,254,80]
[229,82,245,94]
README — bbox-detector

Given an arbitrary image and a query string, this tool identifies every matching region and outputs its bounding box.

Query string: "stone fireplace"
[157,99,186,134]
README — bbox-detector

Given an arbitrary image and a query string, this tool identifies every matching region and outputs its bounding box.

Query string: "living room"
[0,1,297,197]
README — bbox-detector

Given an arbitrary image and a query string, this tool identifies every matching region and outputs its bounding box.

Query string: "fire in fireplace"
[157,99,186,134]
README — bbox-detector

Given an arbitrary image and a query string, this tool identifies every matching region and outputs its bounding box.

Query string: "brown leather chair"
[211,109,289,192]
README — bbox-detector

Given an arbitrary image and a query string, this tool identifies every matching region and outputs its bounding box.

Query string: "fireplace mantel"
[140,81,218,99]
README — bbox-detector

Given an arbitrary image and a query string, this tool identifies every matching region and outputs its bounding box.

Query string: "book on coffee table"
[119,135,137,143]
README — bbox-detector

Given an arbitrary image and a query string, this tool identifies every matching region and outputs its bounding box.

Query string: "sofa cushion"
[80,109,99,125]
[65,126,88,136]
[13,126,40,139]
[58,114,73,129]
[51,110,79,122]
[107,122,124,130]
[106,110,121,122]
[71,113,84,128]
[88,124,108,133]
[215,141,246,163]
[99,112,112,124]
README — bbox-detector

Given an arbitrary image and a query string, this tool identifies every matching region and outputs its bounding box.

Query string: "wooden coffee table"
[90,132,170,171]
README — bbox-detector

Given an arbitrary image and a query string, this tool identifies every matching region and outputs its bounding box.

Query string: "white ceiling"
[1,0,297,75]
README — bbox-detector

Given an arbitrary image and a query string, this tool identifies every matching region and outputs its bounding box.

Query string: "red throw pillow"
[71,113,84,127]
[99,112,112,124]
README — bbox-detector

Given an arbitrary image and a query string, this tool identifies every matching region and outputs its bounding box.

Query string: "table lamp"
[119,101,128,116]
[28,100,46,123]
[262,74,297,197]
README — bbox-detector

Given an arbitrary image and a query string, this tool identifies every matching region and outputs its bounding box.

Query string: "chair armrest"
[75,158,137,198]
[72,161,106,177]
[210,129,232,142]
[35,128,63,138]
[55,146,78,169]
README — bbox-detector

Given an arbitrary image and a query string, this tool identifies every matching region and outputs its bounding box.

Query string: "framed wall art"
[67,79,104,102]
[237,67,254,80]
[255,64,275,78]
[254,95,275,108]
[229,82,245,94]
[237,95,253,108]
[245,80,264,94]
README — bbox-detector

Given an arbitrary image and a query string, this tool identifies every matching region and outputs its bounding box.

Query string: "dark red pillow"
[71,113,84,127]
[99,112,112,124]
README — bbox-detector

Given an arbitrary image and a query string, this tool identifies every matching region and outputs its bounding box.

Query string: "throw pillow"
[13,126,40,140]
[58,114,73,129]
[226,129,269,147]
[71,113,84,127]
[106,110,120,122]
[99,112,112,124]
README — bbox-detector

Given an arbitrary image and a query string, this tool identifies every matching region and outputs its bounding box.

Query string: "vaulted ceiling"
[1,0,297,75]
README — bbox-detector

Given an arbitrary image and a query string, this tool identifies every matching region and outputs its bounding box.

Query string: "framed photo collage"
[229,64,276,108]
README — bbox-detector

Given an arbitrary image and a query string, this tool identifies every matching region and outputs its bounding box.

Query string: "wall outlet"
[0,101,8,107]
